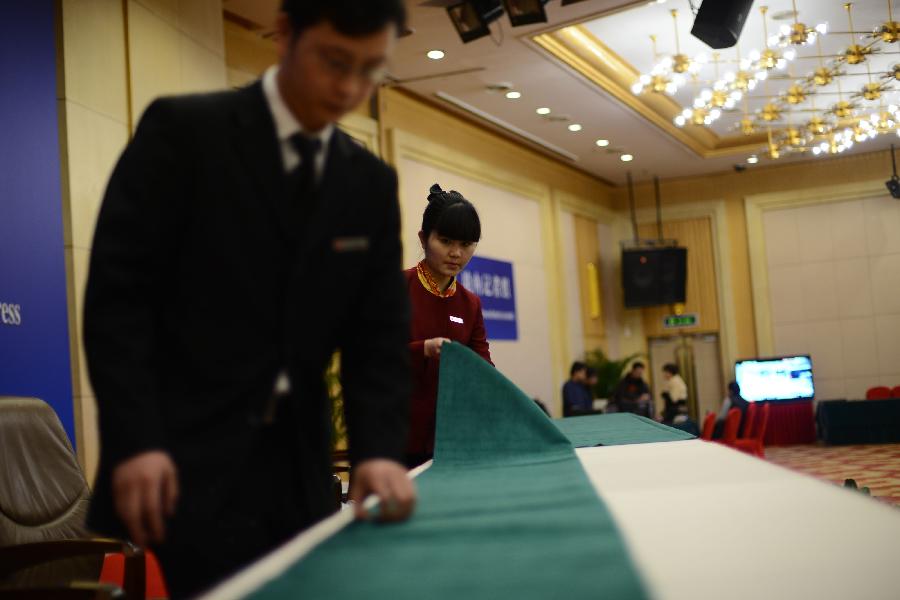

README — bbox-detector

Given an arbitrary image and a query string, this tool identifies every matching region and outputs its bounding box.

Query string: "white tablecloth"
[203,440,900,599]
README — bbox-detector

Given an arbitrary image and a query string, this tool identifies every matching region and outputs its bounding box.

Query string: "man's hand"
[349,459,416,522]
[423,337,451,358]
[111,450,179,547]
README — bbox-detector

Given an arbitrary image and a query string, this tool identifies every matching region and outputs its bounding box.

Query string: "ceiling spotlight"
[621,154,634,162]
[502,0,551,26]
[427,50,445,60]
[747,155,759,164]
[447,1,503,44]
[568,123,582,132]
[595,139,610,147]
[536,107,551,115]
[506,91,522,99]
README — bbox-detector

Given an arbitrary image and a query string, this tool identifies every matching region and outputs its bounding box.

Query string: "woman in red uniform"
[405,184,492,468]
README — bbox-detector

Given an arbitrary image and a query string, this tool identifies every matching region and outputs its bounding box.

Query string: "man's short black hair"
[281,0,407,37]
[631,361,645,371]
[570,361,587,377]
[663,363,679,376]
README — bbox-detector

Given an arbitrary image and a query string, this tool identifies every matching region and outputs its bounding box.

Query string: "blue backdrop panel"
[459,256,518,341]
[0,1,75,445]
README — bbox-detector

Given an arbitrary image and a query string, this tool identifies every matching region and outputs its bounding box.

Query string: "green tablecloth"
[554,413,695,447]
[250,343,647,599]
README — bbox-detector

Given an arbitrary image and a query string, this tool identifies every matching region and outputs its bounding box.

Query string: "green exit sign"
[663,314,698,328]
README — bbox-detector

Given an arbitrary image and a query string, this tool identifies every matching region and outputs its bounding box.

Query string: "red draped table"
[763,399,817,445]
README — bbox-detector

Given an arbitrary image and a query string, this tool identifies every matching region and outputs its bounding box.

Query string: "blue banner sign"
[459,256,518,341]
[0,1,75,445]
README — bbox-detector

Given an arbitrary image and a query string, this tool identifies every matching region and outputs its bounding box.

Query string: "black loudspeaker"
[887,176,900,199]
[691,0,755,49]
[621,247,688,308]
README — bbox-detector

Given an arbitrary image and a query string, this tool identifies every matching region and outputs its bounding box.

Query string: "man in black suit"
[83,1,414,596]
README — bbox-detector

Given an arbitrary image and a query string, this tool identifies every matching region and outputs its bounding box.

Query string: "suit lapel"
[301,129,358,254]
[230,81,291,244]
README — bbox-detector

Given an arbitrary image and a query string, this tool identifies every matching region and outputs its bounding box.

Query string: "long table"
[554,413,695,447]
[201,439,900,600]
[817,398,900,444]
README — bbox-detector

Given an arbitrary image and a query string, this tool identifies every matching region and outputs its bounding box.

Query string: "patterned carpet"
[766,443,900,507]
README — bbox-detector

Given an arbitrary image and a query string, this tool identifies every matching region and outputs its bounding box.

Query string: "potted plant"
[583,348,644,404]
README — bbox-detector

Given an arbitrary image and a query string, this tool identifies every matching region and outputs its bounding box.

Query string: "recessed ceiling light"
[620,154,634,162]
[595,139,610,147]
[506,91,522,99]
[427,50,445,60]
[747,155,759,164]
[568,123,582,132]
[536,107,551,115]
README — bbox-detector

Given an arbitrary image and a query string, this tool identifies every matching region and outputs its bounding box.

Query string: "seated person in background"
[660,363,688,424]
[584,367,607,413]
[611,361,652,417]
[713,381,749,438]
[562,362,593,417]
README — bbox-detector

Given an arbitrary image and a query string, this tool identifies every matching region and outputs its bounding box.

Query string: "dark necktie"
[288,133,321,194]
[284,133,322,240]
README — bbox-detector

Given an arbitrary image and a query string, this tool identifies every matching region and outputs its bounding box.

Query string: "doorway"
[648,333,724,421]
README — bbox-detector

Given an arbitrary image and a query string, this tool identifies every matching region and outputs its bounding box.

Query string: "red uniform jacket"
[404,267,492,457]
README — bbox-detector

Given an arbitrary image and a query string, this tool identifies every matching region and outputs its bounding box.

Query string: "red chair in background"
[700,412,717,440]
[890,386,900,398]
[742,402,758,439]
[99,551,167,600]
[734,402,771,458]
[866,386,891,400]
[715,408,741,446]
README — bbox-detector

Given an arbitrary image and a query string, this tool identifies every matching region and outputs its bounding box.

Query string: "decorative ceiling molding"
[533,25,769,159]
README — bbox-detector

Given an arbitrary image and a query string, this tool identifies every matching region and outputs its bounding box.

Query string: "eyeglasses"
[312,47,389,85]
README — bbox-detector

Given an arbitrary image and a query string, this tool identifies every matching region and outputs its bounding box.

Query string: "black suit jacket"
[84,82,410,537]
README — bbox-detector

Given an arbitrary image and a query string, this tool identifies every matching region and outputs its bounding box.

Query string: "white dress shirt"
[261,66,335,397]
[261,65,333,179]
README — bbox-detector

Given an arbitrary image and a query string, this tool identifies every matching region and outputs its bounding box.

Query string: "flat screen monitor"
[734,355,814,402]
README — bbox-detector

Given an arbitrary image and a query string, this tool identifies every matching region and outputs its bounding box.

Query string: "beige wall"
[612,149,896,366]
[751,181,900,400]
[59,0,227,484]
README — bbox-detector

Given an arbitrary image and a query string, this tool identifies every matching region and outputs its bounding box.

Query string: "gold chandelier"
[632,10,704,97]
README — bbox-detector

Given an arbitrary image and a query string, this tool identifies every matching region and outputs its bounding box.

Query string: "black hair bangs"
[432,202,481,243]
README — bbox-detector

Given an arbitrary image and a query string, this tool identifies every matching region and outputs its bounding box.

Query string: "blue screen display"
[735,355,814,402]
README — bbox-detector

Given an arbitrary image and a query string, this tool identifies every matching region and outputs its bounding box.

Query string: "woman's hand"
[424,337,451,358]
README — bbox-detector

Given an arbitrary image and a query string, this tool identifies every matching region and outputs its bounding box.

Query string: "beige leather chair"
[0,396,144,599]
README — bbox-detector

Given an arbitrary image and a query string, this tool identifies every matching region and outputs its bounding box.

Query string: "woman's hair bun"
[427,183,444,202]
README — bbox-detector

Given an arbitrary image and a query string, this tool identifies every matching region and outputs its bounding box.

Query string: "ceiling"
[223,0,900,185]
